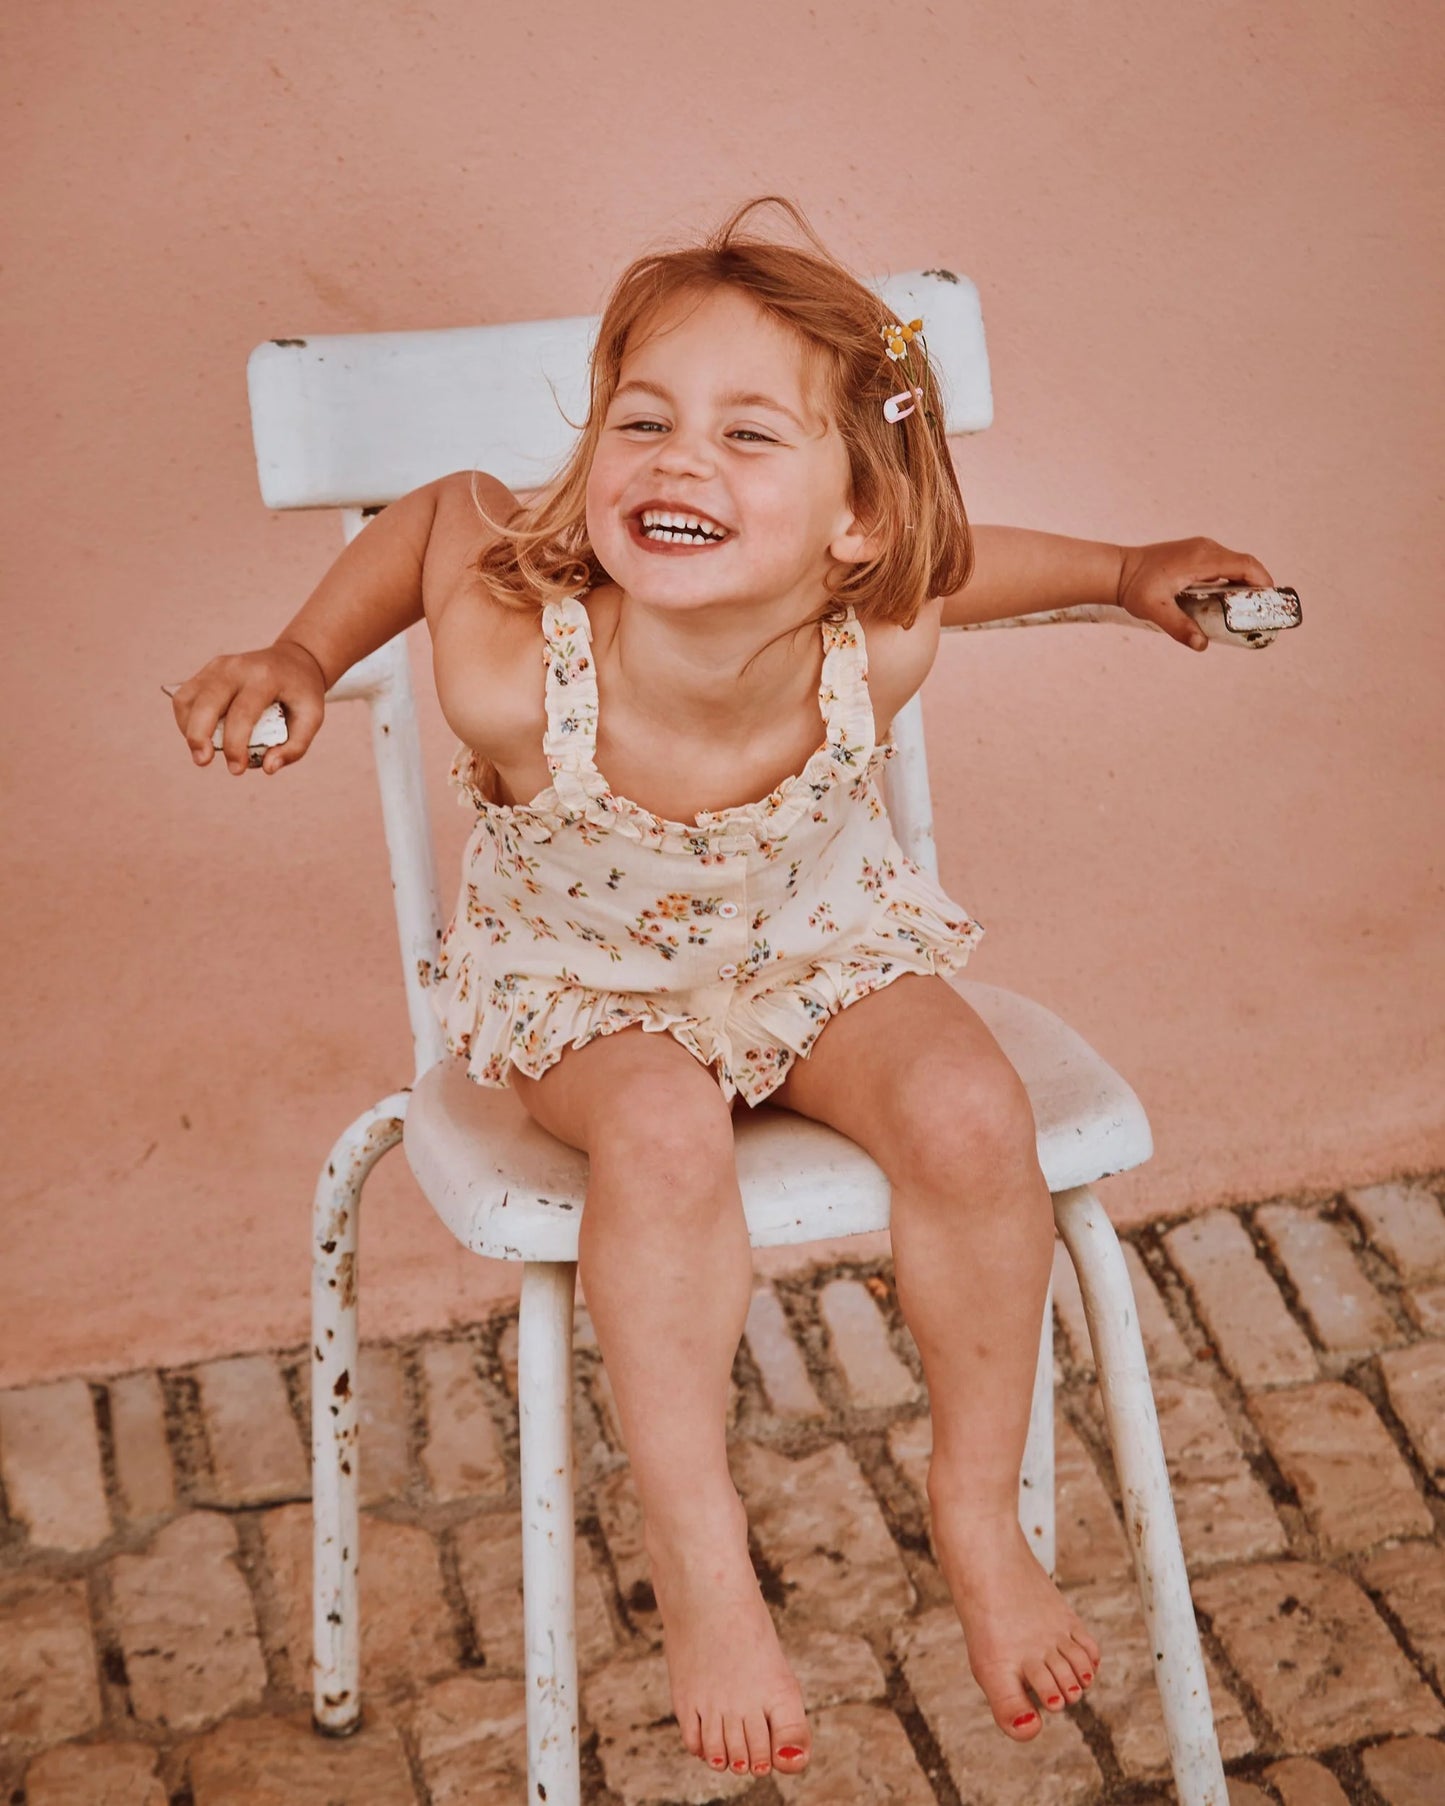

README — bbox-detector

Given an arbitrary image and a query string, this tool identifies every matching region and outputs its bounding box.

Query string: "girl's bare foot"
[642,1491,811,1778]
[928,1476,1101,1740]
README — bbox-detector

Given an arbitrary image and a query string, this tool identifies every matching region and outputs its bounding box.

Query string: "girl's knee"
[895,1053,1039,1187]
[591,1093,738,1193]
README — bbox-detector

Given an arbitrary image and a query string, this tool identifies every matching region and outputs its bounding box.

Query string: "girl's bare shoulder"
[423,473,548,760]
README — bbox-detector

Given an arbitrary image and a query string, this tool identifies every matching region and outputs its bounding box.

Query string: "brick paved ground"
[2,1176,1444,1804]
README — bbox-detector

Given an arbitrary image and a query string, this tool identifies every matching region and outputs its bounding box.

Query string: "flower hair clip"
[880,316,928,424]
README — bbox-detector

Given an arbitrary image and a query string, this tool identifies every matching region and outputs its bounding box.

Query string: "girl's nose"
[651,428,715,477]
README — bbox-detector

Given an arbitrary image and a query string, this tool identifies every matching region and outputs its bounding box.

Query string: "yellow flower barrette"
[881,317,927,424]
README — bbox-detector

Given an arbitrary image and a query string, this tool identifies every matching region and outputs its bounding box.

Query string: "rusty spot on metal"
[320,1239,336,1255]
[340,1458,352,1475]
[333,1369,351,1400]
[921,268,960,284]
[272,337,308,347]
[337,1251,357,1308]
[314,1346,323,1361]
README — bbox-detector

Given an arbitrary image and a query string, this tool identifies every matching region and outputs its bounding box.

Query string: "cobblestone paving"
[2,1177,1444,1803]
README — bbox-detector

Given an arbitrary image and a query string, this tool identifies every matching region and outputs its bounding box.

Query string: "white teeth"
[639,508,727,539]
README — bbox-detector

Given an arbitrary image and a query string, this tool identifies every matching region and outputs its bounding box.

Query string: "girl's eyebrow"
[613,377,809,433]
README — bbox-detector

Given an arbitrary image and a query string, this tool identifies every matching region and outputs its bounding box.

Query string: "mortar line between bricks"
[1238,1199,1351,1362]
[1192,1600,1281,1758]
[88,1380,125,1536]
[1192,1354,1312,1543]
[230,1509,293,1699]
[432,1514,487,1672]
[392,1704,436,1806]
[160,1369,211,1507]
[877,1645,964,1806]
[1329,1740,1396,1806]
[1340,1357,1445,1529]
[397,1339,429,1505]
[1130,1221,1218,1361]
[83,1557,135,1732]
[278,1346,311,1455]
[1347,1557,1445,1706]
[1317,1191,1421,1341]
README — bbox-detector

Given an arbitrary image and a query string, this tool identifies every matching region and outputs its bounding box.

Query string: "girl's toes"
[744,1710,772,1775]
[1023,1659,1060,1716]
[701,1711,727,1770]
[1046,1654,1081,1707]
[1000,1697,1042,1739]
[771,1722,811,1771]
[973,1661,1042,1739]
[680,1711,703,1759]
[724,1714,750,1774]
[1069,1632,1098,1683]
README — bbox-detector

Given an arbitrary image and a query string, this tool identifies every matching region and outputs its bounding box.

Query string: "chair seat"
[402,978,1152,1262]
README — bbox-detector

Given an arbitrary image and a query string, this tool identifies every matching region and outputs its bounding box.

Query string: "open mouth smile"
[629,507,733,553]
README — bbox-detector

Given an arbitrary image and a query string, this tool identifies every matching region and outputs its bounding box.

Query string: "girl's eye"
[617,422,775,444]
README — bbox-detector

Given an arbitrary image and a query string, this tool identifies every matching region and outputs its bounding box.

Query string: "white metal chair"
[242,270,1295,1806]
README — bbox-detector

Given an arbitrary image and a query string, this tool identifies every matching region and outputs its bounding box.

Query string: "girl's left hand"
[1116,537,1276,651]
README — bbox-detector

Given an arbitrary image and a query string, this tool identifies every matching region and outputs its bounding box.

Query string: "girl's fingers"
[271,695,322,763]
[181,686,233,765]
[221,690,273,772]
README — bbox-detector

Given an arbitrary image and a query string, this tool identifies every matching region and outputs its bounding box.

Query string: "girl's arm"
[943,525,1275,650]
[171,470,515,774]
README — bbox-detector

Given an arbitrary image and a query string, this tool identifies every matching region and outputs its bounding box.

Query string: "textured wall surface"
[3,1,1441,1383]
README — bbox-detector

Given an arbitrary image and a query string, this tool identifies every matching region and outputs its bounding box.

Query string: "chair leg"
[310,1094,409,1737]
[1053,1184,1227,1806]
[1018,1277,1056,1573]
[518,1260,581,1806]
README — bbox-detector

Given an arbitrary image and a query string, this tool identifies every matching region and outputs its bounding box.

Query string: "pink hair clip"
[883,385,923,424]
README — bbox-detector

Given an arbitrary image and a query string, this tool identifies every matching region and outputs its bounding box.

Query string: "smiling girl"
[172,195,1273,1782]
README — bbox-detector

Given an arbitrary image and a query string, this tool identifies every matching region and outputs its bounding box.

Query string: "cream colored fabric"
[432,591,985,1106]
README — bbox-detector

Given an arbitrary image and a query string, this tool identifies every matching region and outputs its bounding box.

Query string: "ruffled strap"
[540,594,606,815]
[818,605,877,771]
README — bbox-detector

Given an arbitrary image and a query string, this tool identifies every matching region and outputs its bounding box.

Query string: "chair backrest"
[245,270,994,1080]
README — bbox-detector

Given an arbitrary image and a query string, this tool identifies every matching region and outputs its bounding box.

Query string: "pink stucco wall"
[4,3,1441,1386]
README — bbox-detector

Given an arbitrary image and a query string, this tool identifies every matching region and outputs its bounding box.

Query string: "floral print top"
[431,591,984,1107]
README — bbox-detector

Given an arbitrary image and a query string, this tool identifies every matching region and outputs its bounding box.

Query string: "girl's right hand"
[170,639,327,775]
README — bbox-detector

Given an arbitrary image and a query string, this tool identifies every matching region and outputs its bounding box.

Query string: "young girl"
[173,196,1273,1784]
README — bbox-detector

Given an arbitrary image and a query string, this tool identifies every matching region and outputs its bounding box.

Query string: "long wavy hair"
[471,195,973,672]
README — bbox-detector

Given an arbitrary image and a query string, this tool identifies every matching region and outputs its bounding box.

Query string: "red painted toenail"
[1047,1695,1062,1706]
[778,1745,805,1758]
[710,1757,725,1767]
[1012,1712,1037,1727]
[732,1761,747,1771]
[1082,1671,1093,1682]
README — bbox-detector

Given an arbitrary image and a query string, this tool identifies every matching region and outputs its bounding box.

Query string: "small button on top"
[717,963,740,979]
[718,902,739,918]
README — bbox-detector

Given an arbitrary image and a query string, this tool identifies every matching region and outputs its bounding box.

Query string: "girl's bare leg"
[511,1041,811,1780]
[765,976,1102,1739]
[890,1070,1101,1738]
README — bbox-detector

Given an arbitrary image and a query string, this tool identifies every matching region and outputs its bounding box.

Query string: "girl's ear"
[830,513,884,567]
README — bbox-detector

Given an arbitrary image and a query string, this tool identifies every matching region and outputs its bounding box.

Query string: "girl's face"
[586,285,870,616]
